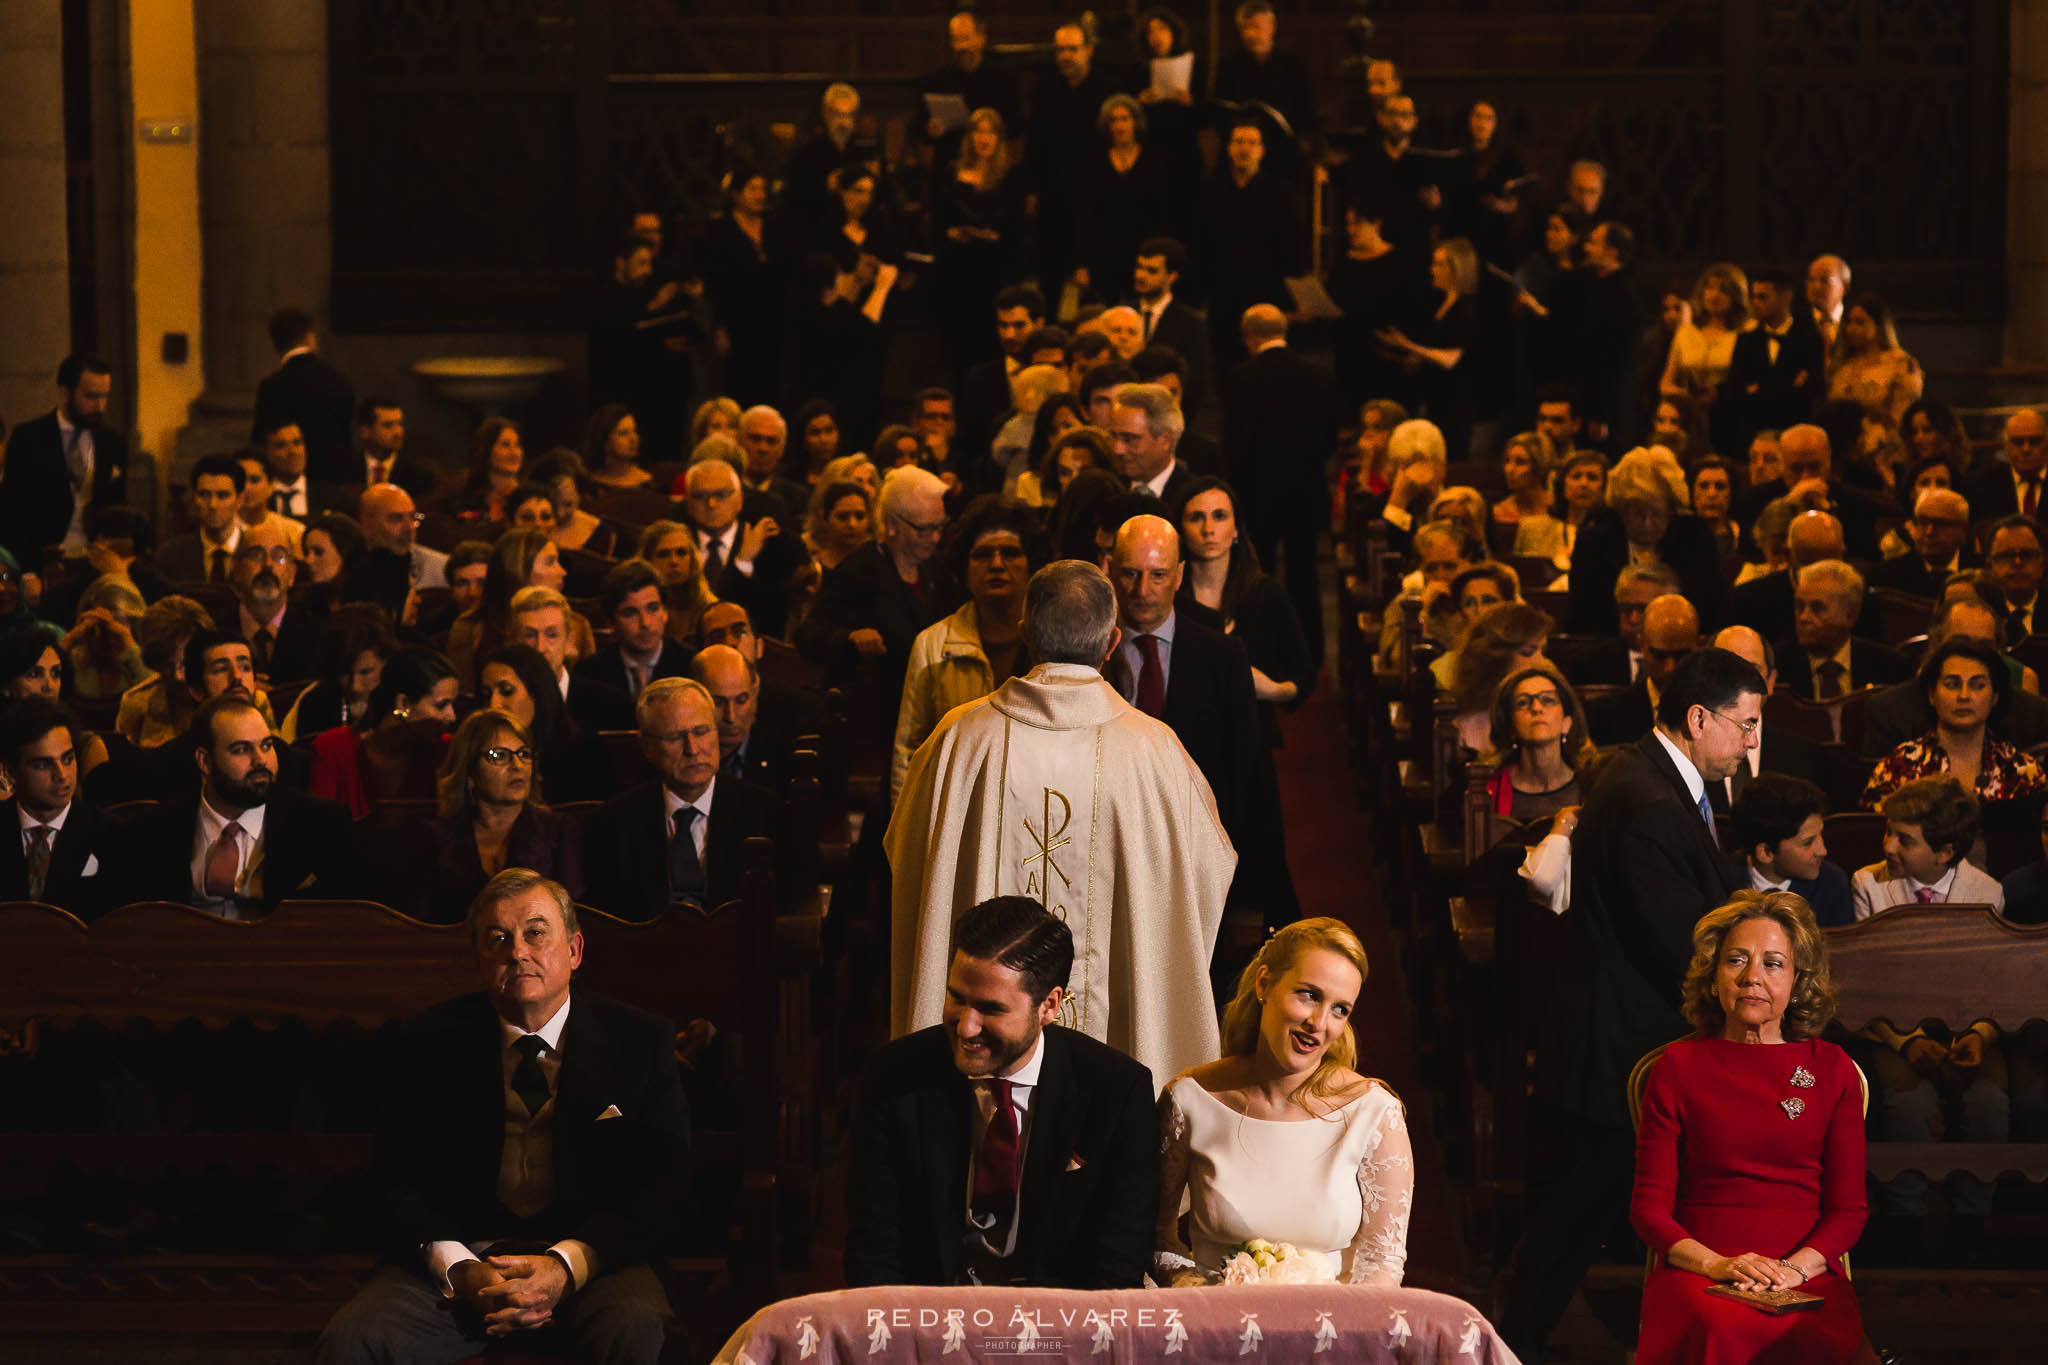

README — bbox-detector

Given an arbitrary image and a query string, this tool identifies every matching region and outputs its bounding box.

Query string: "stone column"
[194,0,330,407]
[2010,0,2048,364]
[0,0,71,431]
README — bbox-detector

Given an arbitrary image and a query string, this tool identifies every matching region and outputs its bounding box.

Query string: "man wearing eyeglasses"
[681,457,803,639]
[359,483,448,590]
[1868,488,1975,599]
[228,520,318,682]
[1503,647,1763,1360]
[1965,409,2048,521]
[1986,515,2046,639]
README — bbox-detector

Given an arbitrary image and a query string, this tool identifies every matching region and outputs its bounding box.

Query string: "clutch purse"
[1705,1285,1824,1315]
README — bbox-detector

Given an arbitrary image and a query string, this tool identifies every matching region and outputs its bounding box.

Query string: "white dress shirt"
[697,523,753,578]
[1140,461,1177,499]
[1749,864,1792,894]
[54,408,95,550]
[664,779,714,864]
[19,800,98,878]
[273,475,310,518]
[189,794,267,916]
[967,1031,1043,1259]
[1651,727,1709,815]
[425,996,596,1295]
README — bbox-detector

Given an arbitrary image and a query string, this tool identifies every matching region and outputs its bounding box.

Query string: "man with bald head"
[228,518,318,681]
[1107,515,1260,844]
[1777,559,1911,701]
[1585,594,1699,745]
[1869,487,1976,597]
[1097,307,1145,362]
[1222,301,1337,667]
[358,481,448,593]
[690,642,791,792]
[1704,625,1823,811]
[1730,508,1872,644]
[1966,408,2048,521]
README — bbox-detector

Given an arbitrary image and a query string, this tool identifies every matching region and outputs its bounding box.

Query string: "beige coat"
[885,662,1236,1091]
[891,602,1000,800]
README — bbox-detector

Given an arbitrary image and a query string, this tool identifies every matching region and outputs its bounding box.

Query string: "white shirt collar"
[1651,726,1709,810]
[1905,865,1959,901]
[555,666,571,700]
[1749,864,1792,894]
[500,993,572,1053]
[198,790,267,845]
[18,802,71,834]
[202,521,244,554]
[1141,461,1176,499]
[996,1031,1045,1089]
[663,776,716,822]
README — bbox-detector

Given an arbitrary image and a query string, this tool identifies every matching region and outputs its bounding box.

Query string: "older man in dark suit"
[583,678,792,921]
[0,699,123,919]
[1775,559,1911,701]
[0,354,128,564]
[679,457,805,642]
[1503,648,1763,1360]
[1704,626,1825,814]
[251,308,357,486]
[845,896,1157,1289]
[315,868,689,1365]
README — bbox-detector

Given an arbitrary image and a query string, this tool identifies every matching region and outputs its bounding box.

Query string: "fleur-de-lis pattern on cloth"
[1237,1312,1263,1356]
[1164,1312,1190,1355]
[1458,1315,1485,1357]
[796,1316,820,1360]
[1387,1307,1413,1346]
[1314,1311,1339,1353]
[866,1316,891,1354]
[942,1312,966,1354]
[1781,1096,1806,1120]
[1092,1316,1115,1354]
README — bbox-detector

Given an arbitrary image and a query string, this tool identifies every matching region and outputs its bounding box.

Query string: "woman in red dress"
[1630,890,1871,1365]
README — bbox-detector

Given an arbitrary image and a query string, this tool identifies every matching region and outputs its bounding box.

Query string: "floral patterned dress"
[1860,730,2048,809]
[1153,1076,1413,1286]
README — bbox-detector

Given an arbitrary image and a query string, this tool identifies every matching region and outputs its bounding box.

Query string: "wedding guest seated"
[1446,602,1550,752]
[1859,595,2048,756]
[117,619,278,750]
[1481,663,1597,824]
[690,644,789,793]
[55,575,150,702]
[1728,774,1854,927]
[38,505,174,625]
[1567,444,1725,636]
[844,895,1157,1289]
[1630,892,1868,1365]
[448,529,583,690]
[411,709,583,921]
[1430,561,1524,690]
[0,698,122,918]
[233,450,304,557]
[1155,917,1411,1287]
[1732,508,1848,645]
[1690,456,1738,564]
[279,604,397,742]
[448,417,526,528]
[313,869,687,1365]
[1867,487,1973,599]
[583,677,788,920]
[300,511,365,616]
[1585,594,1700,747]
[891,498,1039,797]
[801,479,873,575]
[1014,421,1108,510]
[307,645,459,820]
[1513,448,1608,571]
[1490,430,1554,548]
[583,403,653,491]
[575,559,687,703]
[1555,561,1681,688]
[2000,804,2048,925]
[156,454,248,583]
[1854,773,2003,915]
[1373,519,1477,675]
[228,520,319,683]
[505,482,561,539]
[1354,417,1447,556]
[512,585,624,734]
[1861,637,2048,809]
[636,519,719,647]
[477,643,611,805]
[0,626,115,795]
[1780,559,1909,702]
[417,539,492,645]
[129,693,353,917]
[693,601,826,767]
[529,447,624,558]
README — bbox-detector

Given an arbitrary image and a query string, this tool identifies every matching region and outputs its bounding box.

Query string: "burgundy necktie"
[204,820,243,899]
[1915,886,1941,905]
[1814,659,1846,702]
[2026,479,2040,520]
[1134,634,1166,717]
[25,827,53,900]
[971,1078,1020,1245]
[703,535,726,583]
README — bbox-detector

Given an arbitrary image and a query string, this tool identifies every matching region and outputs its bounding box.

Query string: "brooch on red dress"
[1790,1066,1816,1089]
[1780,1097,1806,1120]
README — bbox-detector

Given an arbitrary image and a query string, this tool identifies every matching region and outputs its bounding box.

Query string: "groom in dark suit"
[845,897,1158,1289]
[317,869,688,1365]
[1504,647,1763,1360]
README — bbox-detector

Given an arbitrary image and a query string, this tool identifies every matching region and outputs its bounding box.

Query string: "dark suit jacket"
[1772,635,1912,701]
[959,356,1016,496]
[0,411,129,565]
[1584,678,1654,747]
[1865,555,1963,600]
[1221,343,1337,513]
[698,515,807,642]
[1859,676,2048,759]
[1730,567,1885,645]
[1723,315,1824,444]
[573,639,690,702]
[156,532,236,585]
[1704,725,1826,817]
[126,785,356,913]
[1140,300,1214,416]
[1721,853,1856,927]
[843,1024,1157,1289]
[1963,465,2028,523]
[1564,508,1727,636]
[375,988,690,1272]
[724,677,830,792]
[1732,478,1885,560]
[1555,635,1635,689]
[1133,614,1261,838]
[1540,734,1741,1126]
[583,776,793,922]
[796,541,956,728]
[239,606,321,682]
[252,352,357,485]
[564,674,635,737]
[0,798,125,920]
[2000,859,2048,926]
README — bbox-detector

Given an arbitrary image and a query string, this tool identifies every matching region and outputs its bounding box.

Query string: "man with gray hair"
[1869,486,1975,598]
[680,455,803,639]
[1779,558,1911,700]
[736,405,808,522]
[887,559,1235,1090]
[1107,382,1190,503]
[1732,507,1847,644]
[785,81,862,221]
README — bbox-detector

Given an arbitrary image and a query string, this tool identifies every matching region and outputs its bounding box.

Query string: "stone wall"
[0,0,71,434]
[2012,0,2048,365]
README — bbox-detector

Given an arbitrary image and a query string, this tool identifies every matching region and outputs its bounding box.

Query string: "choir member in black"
[1378,239,1481,464]
[1337,93,1437,261]
[797,168,903,450]
[587,233,693,461]
[1512,210,1583,404]
[1077,95,1170,308]
[917,10,1019,168]
[699,169,784,410]
[1200,118,1303,371]
[932,108,1024,381]
[1210,0,1319,186]
[1026,21,1122,300]
[1561,222,1645,448]
[1444,101,1528,268]
[1133,8,1205,233]
[1326,202,1412,415]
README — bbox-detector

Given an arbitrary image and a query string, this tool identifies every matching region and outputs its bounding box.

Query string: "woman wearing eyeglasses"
[414,707,583,922]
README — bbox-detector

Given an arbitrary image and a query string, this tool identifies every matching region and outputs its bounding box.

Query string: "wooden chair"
[1822,811,1888,880]
[1765,689,1844,745]
[1868,587,1935,647]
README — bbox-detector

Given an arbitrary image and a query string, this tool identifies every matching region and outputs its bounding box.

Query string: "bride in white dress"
[1154,918,1413,1286]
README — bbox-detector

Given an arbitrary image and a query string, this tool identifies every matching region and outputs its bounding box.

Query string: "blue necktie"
[1697,789,1718,847]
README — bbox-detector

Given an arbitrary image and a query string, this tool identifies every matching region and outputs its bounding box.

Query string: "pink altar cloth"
[712,1284,1520,1363]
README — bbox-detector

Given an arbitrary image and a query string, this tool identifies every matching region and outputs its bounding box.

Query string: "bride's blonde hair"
[1220,917,1370,1105]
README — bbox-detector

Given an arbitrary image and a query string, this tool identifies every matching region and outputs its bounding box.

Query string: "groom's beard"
[950,1021,1042,1079]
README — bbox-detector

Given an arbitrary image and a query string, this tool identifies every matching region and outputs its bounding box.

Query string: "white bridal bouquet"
[1216,1239,1334,1286]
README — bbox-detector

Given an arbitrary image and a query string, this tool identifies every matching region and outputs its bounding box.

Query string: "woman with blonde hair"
[818,452,880,500]
[689,396,742,449]
[1155,917,1412,1286]
[1490,429,1554,543]
[1630,891,1868,1363]
[1566,444,1726,633]
[934,106,1022,366]
[1660,261,1749,410]
[637,518,719,645]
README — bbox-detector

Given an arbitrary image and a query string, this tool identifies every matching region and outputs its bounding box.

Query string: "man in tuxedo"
[1728,773,1855,927]
[251,308,356,486]
[513,586,630,735]
[583,678,792,920]
[1858,596,2048,757]
[1965,409,2048,521]
[1986,515,2046,639]
[1107,515,1260,837]
[1730,508,1847,645]
[959,285,1047,493]
[1223,304,1336,666]
[1504,648,1762,1359]
[1806,253,1850,352]
[1723,268,1823,451]
[575,559,687,702]
[695,601,828,760]
[315,869,688,1365]
[0,353,128,563]
[0,699,122,919]
[736,406,809,522]
[1556,562,1681,688]
[130,694,352,917]
[1584,594,1698,746]
[1705,626,1823,812]
[1868,488,1975,598]
[844,896,1157,1289]
[353,397,437,502]
[156,454,248,583]
[259,420,346,522]
[228,520,319,683]
[1130,238,1212,416]
[680,458,803,640]
[1732,422,1881,559]
[1777,559,1910,701]
[1108,382,1195,507]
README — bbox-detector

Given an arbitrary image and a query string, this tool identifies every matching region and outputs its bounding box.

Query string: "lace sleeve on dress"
[1152,1083,1199,1284]
[1341,1091,1414,1287]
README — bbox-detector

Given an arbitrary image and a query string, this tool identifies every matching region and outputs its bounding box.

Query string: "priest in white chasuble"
[887,560,1236,1089]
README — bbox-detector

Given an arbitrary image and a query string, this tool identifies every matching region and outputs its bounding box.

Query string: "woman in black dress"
[932,107,1023,382]
[1444,100,1528,268]
[1378,237,1480,464]
[1134,7,1205,234]
[1325,201,1412,414]
[1077,95,1170,307]
[698,168,784,409]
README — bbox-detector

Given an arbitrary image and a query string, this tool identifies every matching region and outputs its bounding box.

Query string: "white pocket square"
[596,1104,623,1121]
